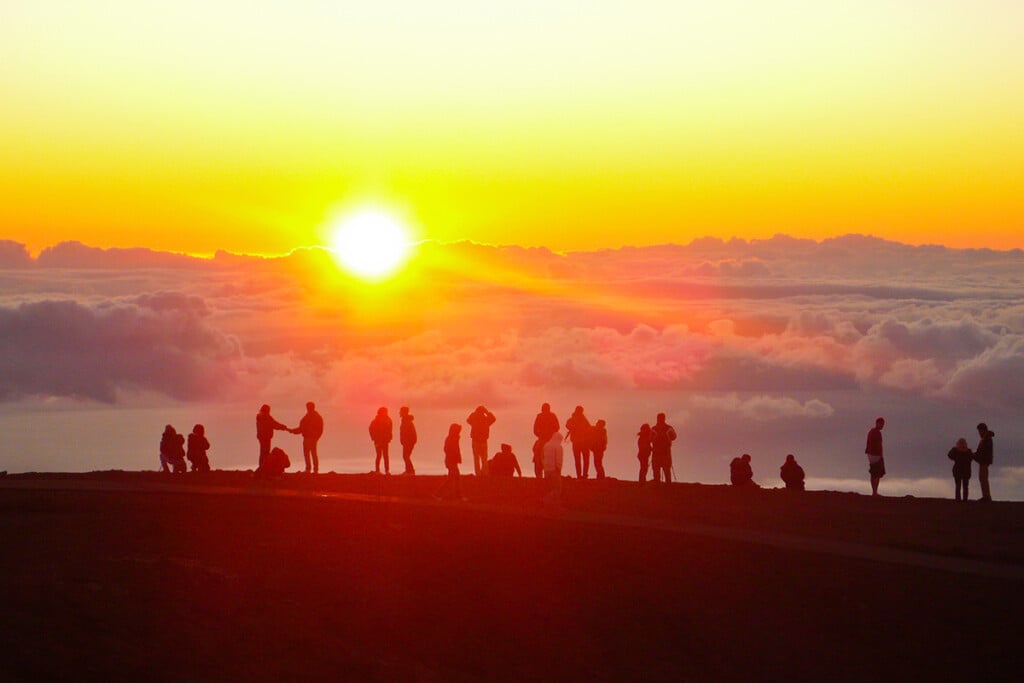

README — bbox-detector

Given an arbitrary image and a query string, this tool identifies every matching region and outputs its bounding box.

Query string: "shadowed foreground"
[0,474,1022,681]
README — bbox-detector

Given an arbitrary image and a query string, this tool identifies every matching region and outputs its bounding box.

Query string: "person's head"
[260,404,270,415]
[475,405,486,414]
[742,453,751,463]
[956,437,969,449]
[541,403,551,413]
[399,406,410,417]
[977,422,988,435]
[192,424,204,436]
[596,419,606,428]
[656,412,666,424]
[500,443,512,455]
[306,401,315,411]
[377,406,388,417]
[875,417,885,429]
[550,430,563,443]
[638,423,651,435]
[448,423,461,437]
[163,424,175,435]
[785,454,796,464]
[573,405,584,415]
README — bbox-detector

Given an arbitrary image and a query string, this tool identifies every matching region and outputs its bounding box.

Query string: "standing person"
[369,407,393,475]
[532,403,560,479]
[947,438,973,502]
[435,424,464,501]
[780,454,805,491]
[865,417,885,496]
[160,425,187,473]
[637,423,653,483]
[399,406,417,475]
[466,405,496,476]
[650,413,677,483]
[975,423,995,502]
[256,404,289,472]
[186,424,211,473]
[591,419,608,480]
[564,405,592,479]
[292,402,324,474]
[543,430,565,503]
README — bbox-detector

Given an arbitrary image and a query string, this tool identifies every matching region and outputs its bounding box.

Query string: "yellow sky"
[1,1,1022,255]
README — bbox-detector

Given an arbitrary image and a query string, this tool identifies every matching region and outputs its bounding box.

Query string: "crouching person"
[780,454,805,491]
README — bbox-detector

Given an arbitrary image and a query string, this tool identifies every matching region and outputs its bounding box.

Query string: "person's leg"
[954,476,962,501]
[259,439,271,471]
[582,448,590,479]
[594,450,604,479]
[383,443,390,474]
[403,444,414,474]
[310,441,319,474]
[963,479,969,501]
[979,464,991,500]
[374,443,383,472]
[302,443,312,473]
[573,444,583,478]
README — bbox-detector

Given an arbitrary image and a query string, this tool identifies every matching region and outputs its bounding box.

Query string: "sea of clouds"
[1,235,1021,499]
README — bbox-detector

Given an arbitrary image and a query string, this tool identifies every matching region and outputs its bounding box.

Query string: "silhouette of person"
[291,401,324,474]
[543,430,564,503]
[160,425,187,473]
[532,403,560,479]
[591,419,608,480]
[975,423,994,502]
[730,453,757,487]
[637,423,653,483]
[650,413,677,483]
[256,404,289,472]
[466,405,496,476]
[489,443,522,478]
[948,438,973,502]
[261,446,291,476]
[368,407,393,475]
[565,405,592,479]
[399,406,417,475]
[780,454,805,491]
[186,424,211,473]
[435,423,464,501]
[865,417,885,496]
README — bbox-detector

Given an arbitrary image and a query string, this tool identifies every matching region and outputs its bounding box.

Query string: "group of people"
[160,402,998,503]
[158,424,210,473]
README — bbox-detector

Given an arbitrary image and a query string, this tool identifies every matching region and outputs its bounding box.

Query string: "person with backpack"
[730,453,757,487]
[650,413,677,483]
[565,405,593,479]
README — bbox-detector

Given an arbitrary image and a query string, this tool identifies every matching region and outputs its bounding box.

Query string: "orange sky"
[1,1,1022,255]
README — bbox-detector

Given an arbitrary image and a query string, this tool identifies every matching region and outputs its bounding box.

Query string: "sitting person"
[159,425,187,474]
[260,446,291,477]
[730,453,757,487]
[489,443,522,478]
[780,454,805,491]
[187,424,211,473]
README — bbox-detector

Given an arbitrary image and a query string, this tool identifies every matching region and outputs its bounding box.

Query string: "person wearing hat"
[947,438,973,502]
[489,443,522,478]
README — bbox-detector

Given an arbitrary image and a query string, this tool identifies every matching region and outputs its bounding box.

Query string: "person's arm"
[513,455,522,477]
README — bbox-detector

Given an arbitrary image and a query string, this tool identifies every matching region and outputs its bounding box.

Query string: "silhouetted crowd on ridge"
[156,402,998,503]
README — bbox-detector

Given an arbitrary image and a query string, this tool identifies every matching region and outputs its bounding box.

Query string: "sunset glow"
[329,209,414,280]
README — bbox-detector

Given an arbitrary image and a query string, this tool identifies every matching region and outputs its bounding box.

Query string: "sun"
[329,209,414,280]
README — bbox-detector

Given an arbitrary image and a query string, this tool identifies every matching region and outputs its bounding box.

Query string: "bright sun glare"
[329,209,413,280]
